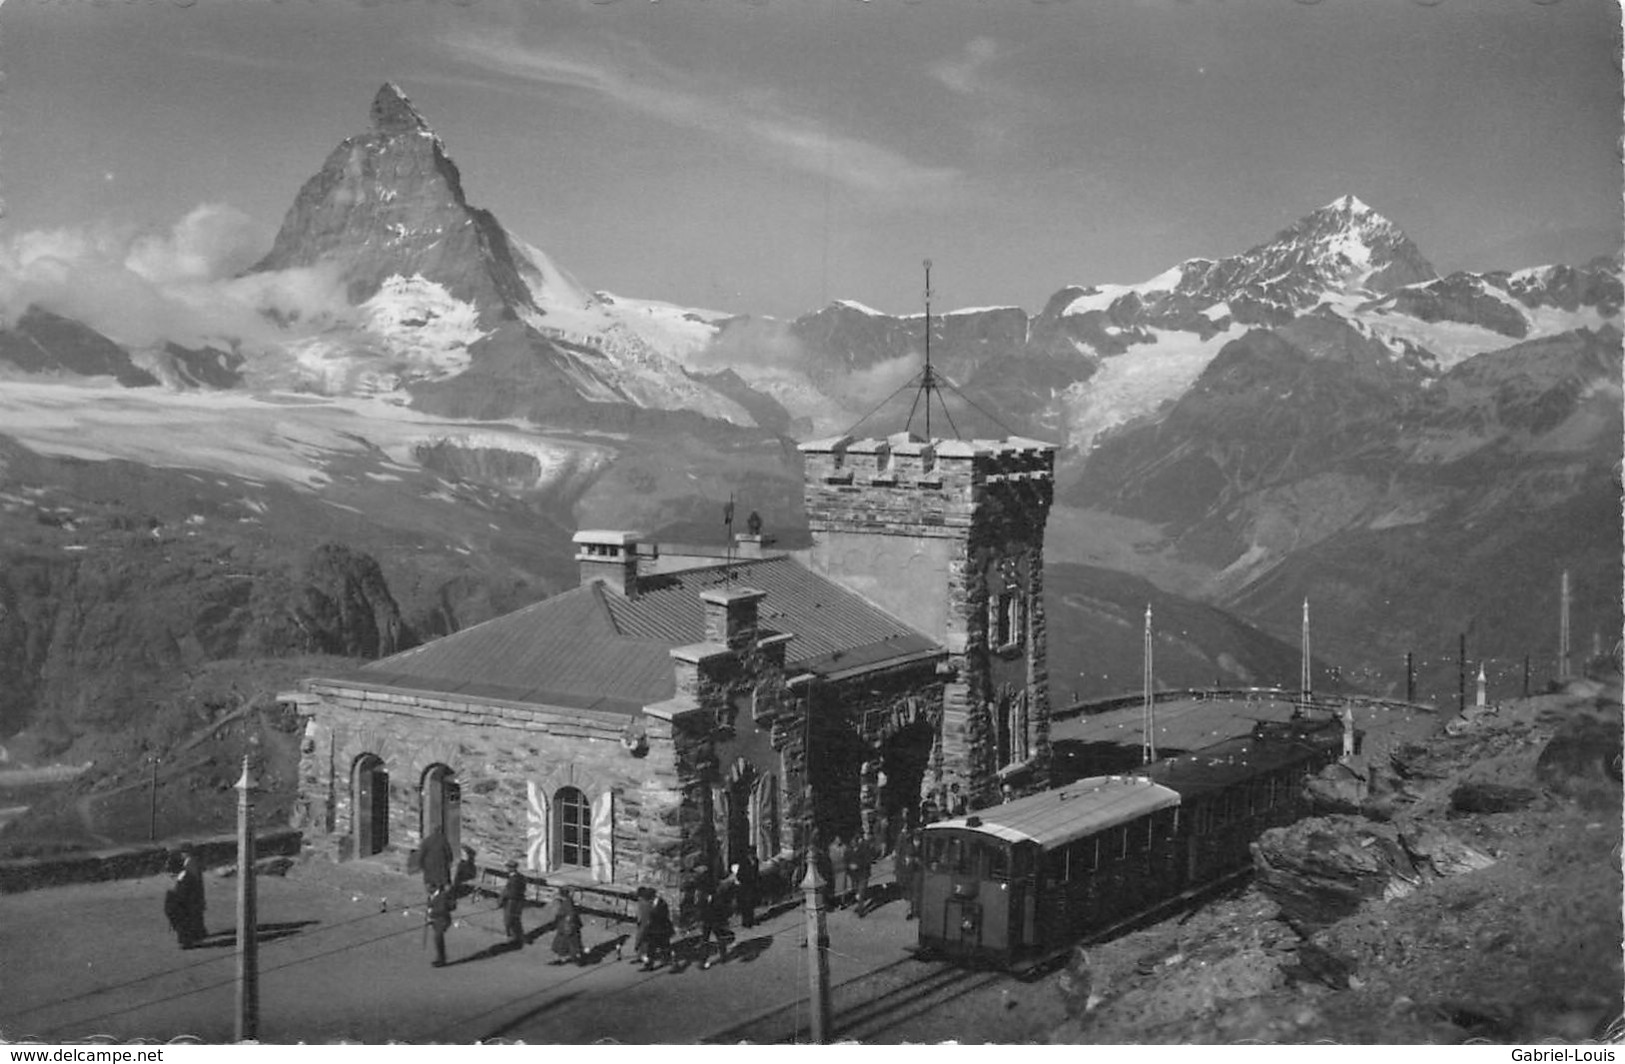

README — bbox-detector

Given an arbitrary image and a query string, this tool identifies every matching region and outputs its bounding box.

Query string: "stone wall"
[800,433,1056,810]
[292,681,684,888]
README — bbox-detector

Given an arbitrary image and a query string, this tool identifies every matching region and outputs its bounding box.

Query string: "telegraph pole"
[1559,569,1572,682]
[1405,651,1415,703]
[1141,604,1155,764]
[149,756,160,842]
[1298,598,1312,718]
[801,832,832,1043]
[235,755,259,1042]
[789,671,830,1041]
[1458,632,1468,715]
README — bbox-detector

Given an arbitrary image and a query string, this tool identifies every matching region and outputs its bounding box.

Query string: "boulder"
[1251,816,1421,933]
[1535,715,1623,809]
[1449,781,1538,814]
[1305,763,1368,815]
[1398,822,1496,878]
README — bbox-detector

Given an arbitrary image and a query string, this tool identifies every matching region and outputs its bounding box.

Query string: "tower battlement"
[799,431,1055,538]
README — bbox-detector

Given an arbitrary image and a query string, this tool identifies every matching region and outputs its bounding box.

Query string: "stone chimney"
[574,530,642,598]
[701,586,767,650]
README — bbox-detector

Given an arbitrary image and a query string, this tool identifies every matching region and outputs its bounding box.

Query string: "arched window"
[556,786,591,869]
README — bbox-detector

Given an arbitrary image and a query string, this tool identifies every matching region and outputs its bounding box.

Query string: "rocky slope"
[1048,682,1623,1044]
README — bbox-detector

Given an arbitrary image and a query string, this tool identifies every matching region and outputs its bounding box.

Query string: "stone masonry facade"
[800,433,1056,809]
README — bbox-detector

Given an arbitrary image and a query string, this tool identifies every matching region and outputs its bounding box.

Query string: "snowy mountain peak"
[370,82,431,136]
[1325,193,1373,216]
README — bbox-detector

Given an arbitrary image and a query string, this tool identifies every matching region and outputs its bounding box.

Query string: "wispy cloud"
[441,31,962,202]
[931,36,1003,96]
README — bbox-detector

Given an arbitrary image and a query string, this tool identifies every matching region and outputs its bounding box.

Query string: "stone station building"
[286,430,1056,893]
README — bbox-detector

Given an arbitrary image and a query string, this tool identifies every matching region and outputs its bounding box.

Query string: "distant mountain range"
[0,82,1617,783]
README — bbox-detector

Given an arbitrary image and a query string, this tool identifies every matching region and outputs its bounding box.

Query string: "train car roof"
[924,775,1181,849]
[1137,732,1324,800]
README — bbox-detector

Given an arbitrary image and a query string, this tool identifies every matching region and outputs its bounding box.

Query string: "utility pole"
[1141,604,1155,764]
[1405,651,1415,703]
[1559,569,1572,682]
[801,830,832,1043]
[1298,598,1312,718]
[235,755,259,1042]
[149,757,160,843]
[1458,632,1468,715]
[789,669,831,1043]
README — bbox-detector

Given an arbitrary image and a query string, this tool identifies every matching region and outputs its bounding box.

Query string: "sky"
[2,0,1621,321]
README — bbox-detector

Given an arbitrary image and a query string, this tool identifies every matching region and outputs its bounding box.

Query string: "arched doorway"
[881,716,935,846]
[353,754,389,857]
[421,764,461,856]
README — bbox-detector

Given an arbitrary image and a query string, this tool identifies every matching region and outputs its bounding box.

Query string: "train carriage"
[916,719,1339,969]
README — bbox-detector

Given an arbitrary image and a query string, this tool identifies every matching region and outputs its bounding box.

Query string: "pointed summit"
[371,82,430,136]
[1325,194,1373,216]
[252,83,534,317]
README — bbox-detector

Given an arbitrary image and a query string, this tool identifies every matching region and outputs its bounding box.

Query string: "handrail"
[1051,686,1437,723]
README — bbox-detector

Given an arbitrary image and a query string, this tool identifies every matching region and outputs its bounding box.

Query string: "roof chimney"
[701,586,767,650]
[574,531,642,598]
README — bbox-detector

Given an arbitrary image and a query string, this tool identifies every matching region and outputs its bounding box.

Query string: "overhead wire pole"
[1142,604,1155,764]
[234,754,259,1042]
[1298,598,1312,718]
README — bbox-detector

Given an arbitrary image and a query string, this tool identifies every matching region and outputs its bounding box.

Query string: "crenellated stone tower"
[798,430,1056,809]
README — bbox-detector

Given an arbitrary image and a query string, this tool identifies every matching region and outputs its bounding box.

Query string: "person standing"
[550,887,584,965]
[893,828,921,920]
[631,886,656,967]
[850,833,873,917]
[828,836,849,909]
[947,783,968,818]
[735,850,760,929]
[419,827,454,893]
[698,871,735,971]
[499,860,528,948]
[172,848,207,948]
[426,883,455,968]
[647,890,674,970]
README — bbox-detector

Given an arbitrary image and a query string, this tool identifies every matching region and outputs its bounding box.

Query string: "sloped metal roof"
[926,775,1181,849]
[316,556,939,716]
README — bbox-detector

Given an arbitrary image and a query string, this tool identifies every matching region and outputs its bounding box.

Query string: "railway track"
[707,955,1007,1043]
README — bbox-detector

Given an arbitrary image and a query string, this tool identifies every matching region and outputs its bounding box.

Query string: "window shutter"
[525,781,551,873]
[589,790,614,883]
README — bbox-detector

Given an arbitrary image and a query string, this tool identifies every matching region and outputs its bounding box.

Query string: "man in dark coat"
[893,829,921,920]
[170,849,207,948]
[698,871,734,970]
[499,860,527,948]
[647,891,674,970]
[426,883,455,968]
[419,828,454,892]
[631,886,656,966]
[734,850,760,929]
[850,833,874,917]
